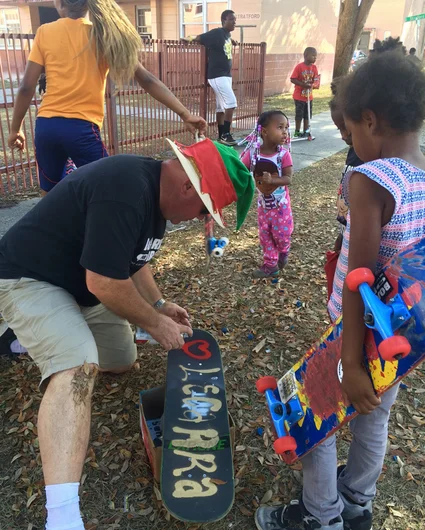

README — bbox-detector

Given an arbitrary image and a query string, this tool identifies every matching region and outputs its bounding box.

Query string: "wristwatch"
[153,298,166,310]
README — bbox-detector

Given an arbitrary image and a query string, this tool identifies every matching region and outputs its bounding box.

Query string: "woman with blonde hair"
[8,0,207,193]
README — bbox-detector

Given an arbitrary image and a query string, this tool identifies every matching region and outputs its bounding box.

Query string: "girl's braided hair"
[240,110,291,174]
[62,0,141,86]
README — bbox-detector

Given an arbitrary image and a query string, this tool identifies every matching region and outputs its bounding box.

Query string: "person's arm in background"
[8,61,43,150]
[181,35,202,44]
[313,65,320,89]
[134,63,206,135]
[290,64,311,89]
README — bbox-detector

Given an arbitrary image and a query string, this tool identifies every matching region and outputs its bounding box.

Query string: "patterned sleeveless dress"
[328,158,425,322]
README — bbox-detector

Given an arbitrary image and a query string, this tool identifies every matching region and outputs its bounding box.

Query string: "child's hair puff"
[341,51,425,132]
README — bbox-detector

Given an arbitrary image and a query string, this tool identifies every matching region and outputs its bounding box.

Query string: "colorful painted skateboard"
[161,329,234,522]
[257,237,425,464]
[204,215,229,267]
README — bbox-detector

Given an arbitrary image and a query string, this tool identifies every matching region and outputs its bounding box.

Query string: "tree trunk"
[333,0,375,79]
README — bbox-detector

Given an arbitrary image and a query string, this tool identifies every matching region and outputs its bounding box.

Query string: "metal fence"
[0,34,266,195]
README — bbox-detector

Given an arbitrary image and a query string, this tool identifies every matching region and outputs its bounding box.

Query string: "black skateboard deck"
[161,329,234,522]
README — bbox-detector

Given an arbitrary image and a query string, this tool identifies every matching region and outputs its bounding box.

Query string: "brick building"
[0,0,339,95]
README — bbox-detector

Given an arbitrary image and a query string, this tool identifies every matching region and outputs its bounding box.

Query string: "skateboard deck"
[161,329,234,522]
[258,237,425,464]
[204,215,228,267]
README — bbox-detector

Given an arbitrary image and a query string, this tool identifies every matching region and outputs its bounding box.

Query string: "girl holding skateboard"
[256,52,425,530]
[8,0,206,193]
[240,110,294,278]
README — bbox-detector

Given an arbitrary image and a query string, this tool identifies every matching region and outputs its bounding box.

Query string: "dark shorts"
[294,100,313,122]
[35,117,108,192]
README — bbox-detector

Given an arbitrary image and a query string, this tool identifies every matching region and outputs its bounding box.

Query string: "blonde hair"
[63,0,141,85]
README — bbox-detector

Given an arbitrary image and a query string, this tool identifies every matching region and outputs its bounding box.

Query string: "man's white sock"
[45,482,84,530]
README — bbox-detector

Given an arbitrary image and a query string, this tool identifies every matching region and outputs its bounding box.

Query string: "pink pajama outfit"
[258,194,293,268]
[241,148,293,269]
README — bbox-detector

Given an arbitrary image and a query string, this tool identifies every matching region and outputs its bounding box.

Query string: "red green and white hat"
[166,137,255,229]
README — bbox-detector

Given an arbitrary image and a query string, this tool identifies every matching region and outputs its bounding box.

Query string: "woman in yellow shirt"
[8,0,207,193]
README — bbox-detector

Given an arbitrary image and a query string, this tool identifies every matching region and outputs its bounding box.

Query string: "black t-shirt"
[0,155,166,307]
[199,27,232,79]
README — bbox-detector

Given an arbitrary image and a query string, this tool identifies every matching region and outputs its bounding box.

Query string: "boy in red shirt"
[290,47,319,137]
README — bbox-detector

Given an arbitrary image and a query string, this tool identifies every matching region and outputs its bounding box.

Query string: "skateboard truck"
[256,376,303,457]
[207,236,229,258]
[346,268,412,362]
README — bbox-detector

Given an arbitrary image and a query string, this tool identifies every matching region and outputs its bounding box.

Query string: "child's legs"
[294,100,304,131]
[302,435,344,525]
[257,206,278,268]
[65,119,108,167]
[272,202,293,257]
[35,118,69,192]
[337,383,399,503]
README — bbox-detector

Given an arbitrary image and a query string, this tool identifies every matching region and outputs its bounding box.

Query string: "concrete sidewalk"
[290,110,345,171]
[0,110,344,237]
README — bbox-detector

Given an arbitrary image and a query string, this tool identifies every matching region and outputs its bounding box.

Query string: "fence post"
[200,45,208,121]
[258,42,267,115]
[105,76,119,155]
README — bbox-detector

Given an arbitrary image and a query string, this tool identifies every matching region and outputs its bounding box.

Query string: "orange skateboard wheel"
[346,268,375,292]
[273,435,297,454]
[379,335,411,361]
[256,376,278,393]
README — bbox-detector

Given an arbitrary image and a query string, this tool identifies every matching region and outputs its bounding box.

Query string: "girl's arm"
[256,167,292,187]
[134,63,207,135]
[341,172,394,414]
[8,61,43,150]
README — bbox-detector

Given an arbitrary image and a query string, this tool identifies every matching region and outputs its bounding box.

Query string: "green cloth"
[213,141,255,230]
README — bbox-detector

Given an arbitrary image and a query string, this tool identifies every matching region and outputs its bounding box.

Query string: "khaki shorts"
[0,278,136,389]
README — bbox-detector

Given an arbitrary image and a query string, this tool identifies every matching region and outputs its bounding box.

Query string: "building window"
[0,8,21,33]
[136,7,152,37]
[180,0,230,38]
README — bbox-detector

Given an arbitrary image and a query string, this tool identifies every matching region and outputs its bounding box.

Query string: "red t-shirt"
[291,62,319,102]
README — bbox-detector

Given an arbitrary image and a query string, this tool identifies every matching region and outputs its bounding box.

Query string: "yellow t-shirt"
[29,18,108,128]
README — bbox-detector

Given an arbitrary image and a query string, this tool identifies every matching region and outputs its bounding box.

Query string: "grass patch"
[264,85,332,117]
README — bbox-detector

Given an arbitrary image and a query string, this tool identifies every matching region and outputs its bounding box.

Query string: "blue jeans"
[35,117,108,191]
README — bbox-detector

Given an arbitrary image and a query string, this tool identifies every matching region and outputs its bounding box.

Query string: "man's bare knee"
[69,362,98,406]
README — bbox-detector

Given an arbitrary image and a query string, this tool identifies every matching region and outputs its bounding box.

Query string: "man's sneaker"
[255,500,344,530]
[219,132,237,146]
[337,465,373,530]
[278,253,289,269]
[252,264,279,279]
[293,131,302,138]
[340,493,372,530]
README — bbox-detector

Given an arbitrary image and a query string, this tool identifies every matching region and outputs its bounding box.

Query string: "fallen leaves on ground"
[1,151,424,529]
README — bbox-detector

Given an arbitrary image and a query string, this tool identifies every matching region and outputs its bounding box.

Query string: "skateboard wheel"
[346,268,375,292]
[217,237,229,248]
[211,247,224,257]
[256,376,278,393]
[273,435,297,454]
[379,335,411,361]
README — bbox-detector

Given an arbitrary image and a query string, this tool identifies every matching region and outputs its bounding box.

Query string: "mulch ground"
[1,151,424,530]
